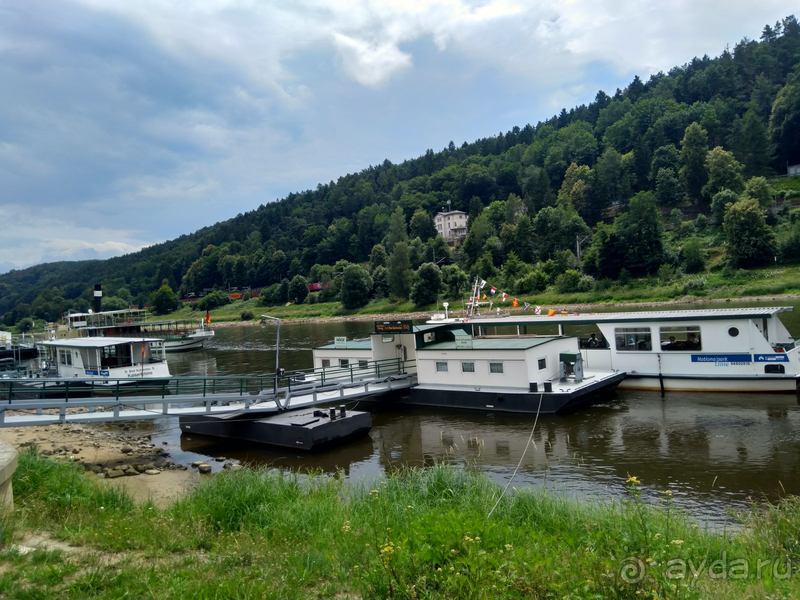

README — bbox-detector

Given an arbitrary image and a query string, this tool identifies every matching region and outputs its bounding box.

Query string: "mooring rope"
[487,391,544,519]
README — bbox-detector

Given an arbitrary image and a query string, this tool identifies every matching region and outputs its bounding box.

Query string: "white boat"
[312,321,625,415]
[451,307,800,394]
[34,336,170,389]
[162,320,214,353]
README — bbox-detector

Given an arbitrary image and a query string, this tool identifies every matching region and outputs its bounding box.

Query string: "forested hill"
[2,15,800,324]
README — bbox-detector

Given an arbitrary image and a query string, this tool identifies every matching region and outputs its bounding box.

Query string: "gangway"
[0,358,416,427]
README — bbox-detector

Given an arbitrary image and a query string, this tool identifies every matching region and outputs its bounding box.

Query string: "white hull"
[619,374,799,393]
[163,329,214,353]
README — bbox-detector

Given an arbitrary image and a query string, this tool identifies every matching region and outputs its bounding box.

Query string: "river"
[151,298,800,525]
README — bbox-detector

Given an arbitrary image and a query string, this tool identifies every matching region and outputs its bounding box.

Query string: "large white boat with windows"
[449,307,800,393]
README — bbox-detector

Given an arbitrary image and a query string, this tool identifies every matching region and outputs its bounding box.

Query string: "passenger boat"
[21,337,171,397]
[161,320,214,353]
[451,307,800,394]
[312,320,625,415]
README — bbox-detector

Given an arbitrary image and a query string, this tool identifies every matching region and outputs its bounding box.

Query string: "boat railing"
[281,357,416,393]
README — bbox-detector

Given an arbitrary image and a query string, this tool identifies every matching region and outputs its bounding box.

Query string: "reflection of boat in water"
[17,336,170,398]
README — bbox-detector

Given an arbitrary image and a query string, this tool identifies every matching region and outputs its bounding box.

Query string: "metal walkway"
[0,359,416,427]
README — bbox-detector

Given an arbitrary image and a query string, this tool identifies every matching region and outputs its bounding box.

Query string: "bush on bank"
[3,449,799,599]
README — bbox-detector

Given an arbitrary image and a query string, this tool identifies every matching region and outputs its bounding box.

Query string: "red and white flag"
[535,306,542,315]
[501,292,508,302]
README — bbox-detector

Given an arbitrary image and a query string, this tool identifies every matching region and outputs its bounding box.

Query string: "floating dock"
[179,406,372,451]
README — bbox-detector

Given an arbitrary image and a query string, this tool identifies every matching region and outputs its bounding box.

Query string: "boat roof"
[451,306,793,327]
[314,340,372,350]
[420,337,560,351]
[38,337,162,348]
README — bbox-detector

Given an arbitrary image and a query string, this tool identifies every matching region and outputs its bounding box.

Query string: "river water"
[151,299,800,525]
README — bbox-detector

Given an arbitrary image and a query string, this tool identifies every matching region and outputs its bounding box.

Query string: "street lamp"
[261,315,281,392]
[443,302,449,320]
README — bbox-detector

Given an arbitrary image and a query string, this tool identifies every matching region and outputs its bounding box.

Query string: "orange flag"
[206,310,211,324]
[548,309,555,316]
[512,298,519,307]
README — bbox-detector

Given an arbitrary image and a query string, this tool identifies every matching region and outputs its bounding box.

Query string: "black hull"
[179,409,372,452]
[404,372,625,415]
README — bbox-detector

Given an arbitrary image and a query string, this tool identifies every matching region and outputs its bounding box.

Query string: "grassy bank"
[166,265,800,326]
[2,450,798,599]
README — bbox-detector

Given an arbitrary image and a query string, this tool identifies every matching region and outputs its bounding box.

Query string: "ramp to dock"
[0,359,415,427]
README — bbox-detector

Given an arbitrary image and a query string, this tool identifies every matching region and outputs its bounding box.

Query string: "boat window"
[489,362,504,374]
[461,362,475,373]
[358,359,368,369]
[59,349,67,365]
[340,359,349,367]
[765,364,785,374]
[436,361,448,372]
[538,358,547,370]
[728,327,739,337]
[321,359,330,368]
[615,328,651,351]
[659,326,702,351]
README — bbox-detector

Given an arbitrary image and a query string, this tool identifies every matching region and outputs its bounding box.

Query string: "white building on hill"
[434,210,468,242]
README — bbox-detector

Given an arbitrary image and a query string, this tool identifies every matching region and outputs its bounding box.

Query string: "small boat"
[162,320,214,353]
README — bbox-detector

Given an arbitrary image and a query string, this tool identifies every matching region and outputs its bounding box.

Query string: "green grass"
[2,449,799,599]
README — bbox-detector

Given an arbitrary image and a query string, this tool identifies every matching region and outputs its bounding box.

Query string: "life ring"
[126,317,133,324]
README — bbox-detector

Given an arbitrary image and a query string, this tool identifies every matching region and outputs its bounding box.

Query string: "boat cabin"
[37,337,169,380]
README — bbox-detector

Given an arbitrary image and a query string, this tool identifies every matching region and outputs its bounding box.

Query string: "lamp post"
[261,315,281,392]
[443,302,449,320]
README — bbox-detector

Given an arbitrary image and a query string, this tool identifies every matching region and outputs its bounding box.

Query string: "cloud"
[0,0,793,273]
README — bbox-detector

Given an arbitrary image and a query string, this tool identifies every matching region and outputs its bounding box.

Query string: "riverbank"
[4,454,798,599]
[200,292,800,327]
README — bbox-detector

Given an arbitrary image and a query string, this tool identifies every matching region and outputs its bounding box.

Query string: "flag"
[501,292,507,302]
[512,298,518,307]
[523,302,530,311]
[206,310,211,324]
[535,306,541,315]
[490,287,496,295]
[480,279,487,289]
[548,309,555,316]
[489,301,493,308]
[482,294,486,300]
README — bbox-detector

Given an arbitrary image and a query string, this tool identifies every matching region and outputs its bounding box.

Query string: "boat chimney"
[93,284,102,313]
[339,405,346,418]
[329,407,337,421]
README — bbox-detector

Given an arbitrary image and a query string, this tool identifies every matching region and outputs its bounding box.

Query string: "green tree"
[386,206,409,252]
[655,168,682,207]
[474,251,497,281]
[410,262,443,306]
[371,266,389,299]
[679,122,709,204]
[736,104,774,176]
[441,265,469,298]
[409,209,437,242]
[744,176,773,210]
[723,197,776,267]
[387,242,412,300]
[369,244,388,270]
[513,215,536,263]
[461,213,492,265]
[467,196,484,230]
[769,73,800,167]
[288,275,309,304]
[615,191,664,275]
[681,238,706,273]
[650,144,681,182]
[702,147,745,199]
[711,189,739,224]
[340,265,373,309]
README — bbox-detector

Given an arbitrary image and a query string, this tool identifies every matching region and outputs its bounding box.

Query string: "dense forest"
[2,15,800,327]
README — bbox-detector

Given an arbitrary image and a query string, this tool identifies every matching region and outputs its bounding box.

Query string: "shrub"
[197,290,231,311]
[306,292,320,305]
[240,309,254,321]
[657,263,675,283]
[555,269,582,293]
[516,269,548,294]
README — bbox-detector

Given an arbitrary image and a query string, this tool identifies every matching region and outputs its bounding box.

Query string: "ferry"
[446,306,800,394]
[25,336,171,396]
[312,320,625,415]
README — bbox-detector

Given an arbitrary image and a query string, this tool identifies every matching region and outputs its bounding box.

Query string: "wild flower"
[342,521,351,532]
[670,539,684,545]
[504,544,513,551]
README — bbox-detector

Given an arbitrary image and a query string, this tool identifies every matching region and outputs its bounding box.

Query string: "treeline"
[2,16,800,326]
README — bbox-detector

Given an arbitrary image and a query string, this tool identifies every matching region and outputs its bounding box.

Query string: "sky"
[0,0,793,274]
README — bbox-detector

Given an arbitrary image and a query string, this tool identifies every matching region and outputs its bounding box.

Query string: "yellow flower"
[670,539,684,545]
[504,543,513,551]
[626,476,640,485]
